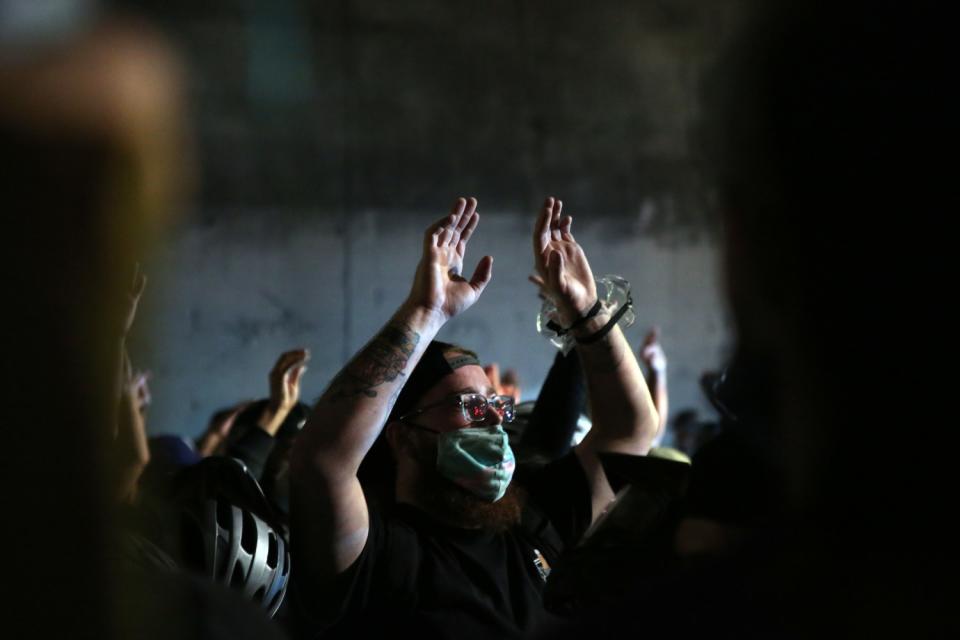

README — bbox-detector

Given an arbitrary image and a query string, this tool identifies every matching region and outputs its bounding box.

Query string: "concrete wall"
[125,0,745,438]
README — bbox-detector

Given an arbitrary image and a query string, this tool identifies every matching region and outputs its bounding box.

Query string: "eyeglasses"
[399,393,516,426]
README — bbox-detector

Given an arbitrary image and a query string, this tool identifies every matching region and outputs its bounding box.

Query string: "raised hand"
[406,197,493,322]
[131,370,152,416]
[196,401,252,457]
[529,196,598,326]
[261,348,309,435]
[640,327,667,374]
[119,263,147,337]
[115,358,151,503]
[640,327,669,437]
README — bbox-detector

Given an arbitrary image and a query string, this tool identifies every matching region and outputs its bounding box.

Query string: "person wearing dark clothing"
[222,350,308,475]
[516,351,587,464]
[302,451,591,639]
[290,197,660,639]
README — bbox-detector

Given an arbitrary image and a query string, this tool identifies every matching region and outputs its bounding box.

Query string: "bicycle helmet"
[174,457,291,617]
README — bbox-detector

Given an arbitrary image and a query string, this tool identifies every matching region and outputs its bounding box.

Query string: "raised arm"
[260,348,310,436]
[110,266,150,503]
[224,349,309,477]
[290,197,492,583]
[640,327,669,445]
[113,351,151,504]
[109,264,146,439]
[529,197,659,523]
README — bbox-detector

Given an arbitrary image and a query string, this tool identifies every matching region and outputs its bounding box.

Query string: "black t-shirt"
[294,451,592,640]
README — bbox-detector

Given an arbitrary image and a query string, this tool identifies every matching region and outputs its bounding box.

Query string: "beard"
[413,468,526,533]
[404,432,525,532]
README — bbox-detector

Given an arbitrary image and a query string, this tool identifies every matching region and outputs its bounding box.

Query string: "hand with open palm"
[406,197,493,322]
[529,196,598,327]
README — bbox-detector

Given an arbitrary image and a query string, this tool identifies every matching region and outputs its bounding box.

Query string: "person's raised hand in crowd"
[114,346,151,503]
[131,370,152,417]
[119,263,147,338]
[640,327,667,375]
[111,265,147,427]
[196,401,252,457]
[257,348,310,436]
[640,327,669,440]
[110,266,151,501]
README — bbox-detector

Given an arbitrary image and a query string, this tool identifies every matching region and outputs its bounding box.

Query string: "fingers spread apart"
[534,196,573,261]
[455,197,477,233]
[426,197,478,250]
[457,209,479,256]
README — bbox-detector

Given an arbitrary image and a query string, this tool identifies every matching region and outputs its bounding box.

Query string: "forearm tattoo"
[327,322,420,402]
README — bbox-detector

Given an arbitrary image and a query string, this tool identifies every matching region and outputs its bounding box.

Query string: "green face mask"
[435,425,516,502]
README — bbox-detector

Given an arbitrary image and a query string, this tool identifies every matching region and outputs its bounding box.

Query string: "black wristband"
[574,296,633,345]
[546,299,602,336]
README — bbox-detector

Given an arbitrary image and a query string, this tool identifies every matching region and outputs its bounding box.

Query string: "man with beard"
[290,196,659,638]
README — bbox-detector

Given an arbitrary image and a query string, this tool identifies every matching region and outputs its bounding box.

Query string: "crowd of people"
[3,0,948,637]
[111,194,724,637]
